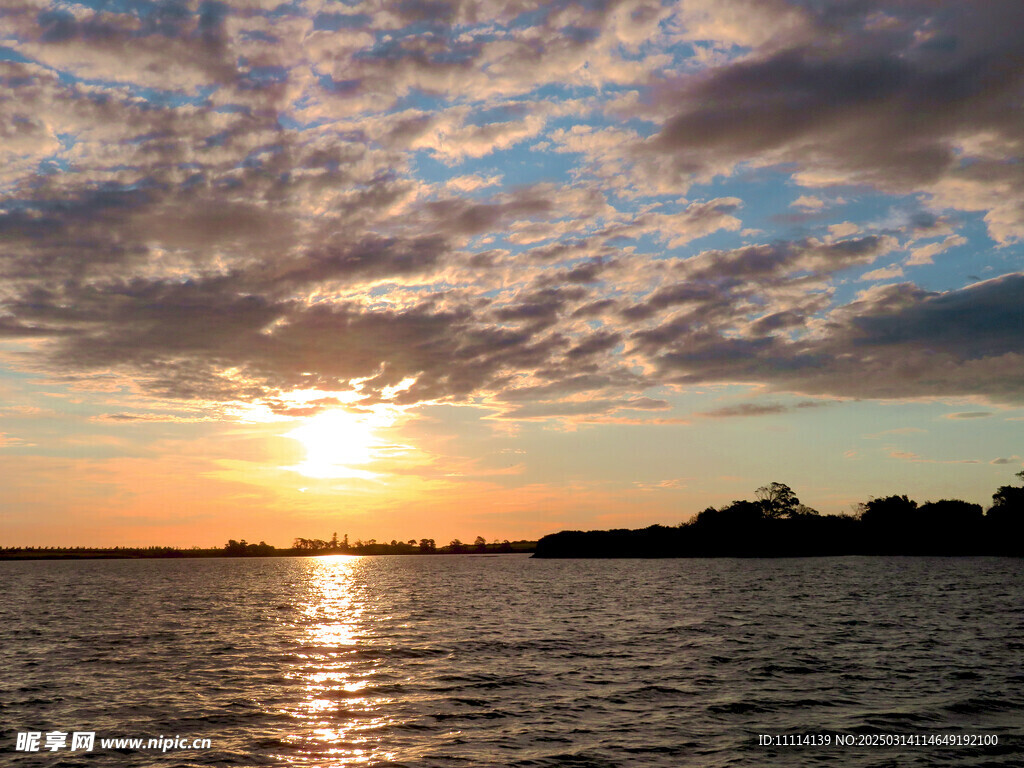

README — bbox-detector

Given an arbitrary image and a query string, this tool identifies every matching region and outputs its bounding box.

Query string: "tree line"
[222,534,536,557]
[533,472,1024,558]
[0,545,200,560]
[2,536,536,560]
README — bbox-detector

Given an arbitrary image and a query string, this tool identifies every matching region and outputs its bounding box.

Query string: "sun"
[285,408,388,480]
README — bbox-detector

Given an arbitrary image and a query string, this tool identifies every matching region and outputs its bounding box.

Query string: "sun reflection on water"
[280,556,399,766]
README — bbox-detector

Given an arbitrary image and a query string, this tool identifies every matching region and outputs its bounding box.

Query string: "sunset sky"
[2,0,1023,547]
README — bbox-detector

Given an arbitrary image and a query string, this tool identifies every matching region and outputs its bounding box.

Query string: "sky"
[1,0,1023,547]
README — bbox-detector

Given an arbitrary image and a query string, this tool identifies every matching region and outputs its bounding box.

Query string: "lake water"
[2,555,1022,767]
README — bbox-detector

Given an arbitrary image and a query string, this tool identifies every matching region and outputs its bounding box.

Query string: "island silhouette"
[533,473,1024,558]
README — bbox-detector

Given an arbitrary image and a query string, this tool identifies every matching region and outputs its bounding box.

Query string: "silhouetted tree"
[919,499,983,527]
[225,539,248,556]
[418,538,435,553]
[693,500,765,528]
[857,495,922,552]
[989,470,1024,518]
[791,504,821,518]
[987,471,1024,553]
[225,539,275,556]
[293,537,330,552]
[860,495,918,527]
[690,506,719,527]
[756,482,799,519]
[474,536,487,553]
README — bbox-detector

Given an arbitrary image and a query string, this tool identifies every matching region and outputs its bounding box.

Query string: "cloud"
[634,477,688,491]
[494,394,665,421]
[791,195,825,211]
[864,427,928,439]
[640,273,1024,404]
[16,248,1017,412]
[701,403,787,418]
[858,263,904,282]
[0,433,32,448]
[991,456,1023,465]
[699,400,829,418]
[0,0,1022,426]
[886,448,921,461]
[445,174,503,193]
[92,413,217,424]
[647,0,1024,243]
[907,235,967,266]
[622,234,894,325]
[943,411,993,420]
[884,447,980,465]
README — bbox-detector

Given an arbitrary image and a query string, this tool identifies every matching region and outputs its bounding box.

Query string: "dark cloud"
[749,310,804,334]
[535,258,616,287]
[991,456,1023,465]
[12,274,577,406]
[701,403,788,418]
[0,316,70,337]
[268,235,450,290]
[681,236,896,282]
[648,0,1024,242]
[620,235,892,322]
[844,275,1024,358]
[566,331,622,360]
[498,373,624,403]
[621,397,669,411]
[648,274,1024,403]
[571,298,618,318]
[699,400,829,418]
[496,393,667,420]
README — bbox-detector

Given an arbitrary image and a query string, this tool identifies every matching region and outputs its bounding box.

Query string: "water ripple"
[1,555,1022,766]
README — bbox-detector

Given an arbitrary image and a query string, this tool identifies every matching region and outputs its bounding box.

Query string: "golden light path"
[282,555,399,766]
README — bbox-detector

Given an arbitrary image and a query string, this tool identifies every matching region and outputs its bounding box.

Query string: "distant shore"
[0,541,537,561]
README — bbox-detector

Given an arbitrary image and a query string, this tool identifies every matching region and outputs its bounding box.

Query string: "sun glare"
[284,407,399,480]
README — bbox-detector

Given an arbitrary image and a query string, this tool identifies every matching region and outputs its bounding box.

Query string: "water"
[2,555,1022,767]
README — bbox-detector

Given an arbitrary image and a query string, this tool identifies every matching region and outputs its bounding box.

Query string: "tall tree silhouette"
[988,470,1024,539]
[755,482,799,519]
